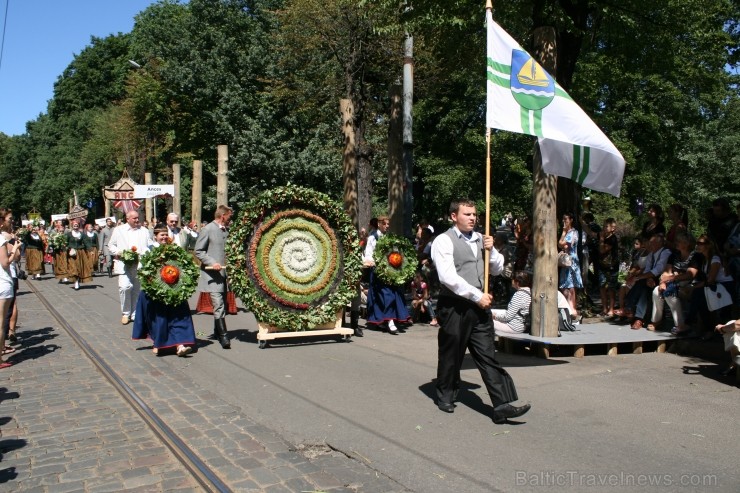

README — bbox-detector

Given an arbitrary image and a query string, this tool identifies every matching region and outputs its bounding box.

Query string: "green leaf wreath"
[15,227,30,242]
[49,232,68,251]
[372,233,417,286]
[120,249,140,266]
[228,185,362,331]
[138,244,199,306]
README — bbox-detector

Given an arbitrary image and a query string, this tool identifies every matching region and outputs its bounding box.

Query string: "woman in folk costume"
[132,224,197,357]
[25,225,46,279]
[83,223,100,273]
[51,220,70,282]
[65,220,93,290]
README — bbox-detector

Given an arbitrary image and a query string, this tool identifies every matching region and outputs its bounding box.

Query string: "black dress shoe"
[437,401,455,413]
[719,365,736,377]
[492,403,531,424]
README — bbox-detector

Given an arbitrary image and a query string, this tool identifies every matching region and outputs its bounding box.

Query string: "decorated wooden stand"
[227,185,363,349]
[255,311,353,349]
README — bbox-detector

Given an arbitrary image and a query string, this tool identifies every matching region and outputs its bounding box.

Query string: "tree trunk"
[340,99,358,229]
[531,26,560,338]
[356,139,373,236]
[388,84,404,235]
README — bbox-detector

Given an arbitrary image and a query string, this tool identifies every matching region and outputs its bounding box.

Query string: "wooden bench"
[496,321,683,359]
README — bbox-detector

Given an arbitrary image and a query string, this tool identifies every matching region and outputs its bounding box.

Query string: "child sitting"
[410,271,438,326]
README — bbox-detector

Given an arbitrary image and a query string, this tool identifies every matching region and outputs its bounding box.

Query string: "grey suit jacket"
[194,221,228,292]
[99,226,114,256]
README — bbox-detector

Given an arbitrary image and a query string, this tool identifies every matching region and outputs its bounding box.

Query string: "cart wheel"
[258,340,268,349]
[343,334,352,342]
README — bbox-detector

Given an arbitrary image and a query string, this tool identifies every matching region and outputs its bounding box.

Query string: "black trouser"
[436,296,518,407]
[3,278,18,337]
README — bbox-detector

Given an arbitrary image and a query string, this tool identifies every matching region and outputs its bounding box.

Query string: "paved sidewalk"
[1,287,200,492]
[1,274,407,492]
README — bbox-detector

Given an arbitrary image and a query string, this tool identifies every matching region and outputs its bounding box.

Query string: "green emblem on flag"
[510,50,555,111]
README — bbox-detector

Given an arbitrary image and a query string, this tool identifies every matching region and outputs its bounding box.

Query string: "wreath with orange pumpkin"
[138,243,199,306]
[372,233,417,286]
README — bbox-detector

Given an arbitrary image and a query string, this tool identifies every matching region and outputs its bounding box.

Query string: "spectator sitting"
[410,271,437,326]
[714,319,740,376]
[648,233,703,333]
[491,270,532,334]
[684,235,736,336]
[621,233,671,330]
[616,236,649,317]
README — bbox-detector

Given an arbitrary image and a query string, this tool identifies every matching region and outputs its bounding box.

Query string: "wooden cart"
[256,311,353,349]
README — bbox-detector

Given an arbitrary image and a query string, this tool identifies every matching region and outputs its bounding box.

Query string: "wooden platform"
[496,322,684,358]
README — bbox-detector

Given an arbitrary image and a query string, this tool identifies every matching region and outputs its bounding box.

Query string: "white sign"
[133,185,175,199]
[51,214,69,222]
[95,216,116,227]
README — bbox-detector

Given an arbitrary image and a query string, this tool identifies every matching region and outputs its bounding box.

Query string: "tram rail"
[26,279,233,493]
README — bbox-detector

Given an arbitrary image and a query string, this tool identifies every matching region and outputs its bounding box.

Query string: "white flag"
[486,11,625,197]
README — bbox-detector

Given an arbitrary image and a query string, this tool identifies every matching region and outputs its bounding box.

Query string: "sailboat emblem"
[510,50,555,110]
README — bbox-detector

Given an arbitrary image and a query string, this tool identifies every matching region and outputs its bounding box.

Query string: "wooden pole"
[484,0,493,295]
[531,26,560,338]
[388,83,404,235]
[192,160,202,228]
[144,172,153,224]
[484,129,491,294]
[402,31,414,238]
[217,145,228,206]
[172,162,181,220]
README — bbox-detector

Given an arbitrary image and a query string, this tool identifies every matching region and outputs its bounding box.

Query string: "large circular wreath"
[372,233,417,286]
[228,185,362,331]
[138,244,199,306]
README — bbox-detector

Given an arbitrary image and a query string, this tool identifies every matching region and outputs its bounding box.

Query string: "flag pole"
[483,0,493,295]
[484,128,491,295]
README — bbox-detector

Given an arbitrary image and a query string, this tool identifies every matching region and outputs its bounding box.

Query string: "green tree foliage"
[0,0,738,237]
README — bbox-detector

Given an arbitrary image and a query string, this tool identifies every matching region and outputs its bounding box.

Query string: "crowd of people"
[3,194,737,410]
[361,196,739,376]
[0,208,228,367]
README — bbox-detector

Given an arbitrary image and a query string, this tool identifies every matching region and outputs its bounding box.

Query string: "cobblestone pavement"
[0,273,409,493]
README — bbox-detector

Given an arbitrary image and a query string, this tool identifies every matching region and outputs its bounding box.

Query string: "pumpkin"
[160,264,180,285]
[387,251,403,268]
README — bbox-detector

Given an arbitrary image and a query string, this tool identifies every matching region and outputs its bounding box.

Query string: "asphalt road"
[30,273,740,492]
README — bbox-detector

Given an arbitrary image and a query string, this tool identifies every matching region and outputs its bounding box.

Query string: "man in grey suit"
[194,205,233,349]
[99,218,115,277]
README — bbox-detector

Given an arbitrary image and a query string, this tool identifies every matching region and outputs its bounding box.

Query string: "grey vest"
[439,228,485,300]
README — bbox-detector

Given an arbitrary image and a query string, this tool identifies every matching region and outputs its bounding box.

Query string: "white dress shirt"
[431,227,504,303]
[363,231,383,263]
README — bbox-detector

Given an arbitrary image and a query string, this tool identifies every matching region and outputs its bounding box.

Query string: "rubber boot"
[351,310,363,337]
[214,318,231,349]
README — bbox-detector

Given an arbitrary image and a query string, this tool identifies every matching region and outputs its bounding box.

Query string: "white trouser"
[119,265,141,319]
[651,286,684,328]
